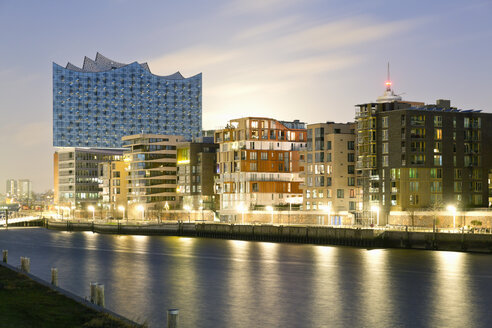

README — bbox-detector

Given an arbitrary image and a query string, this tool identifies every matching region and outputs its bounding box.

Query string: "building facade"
[55,148,124,208]
[53,53,202,148]
[122,134,183,215]
[357,90,492,224]
[98,158,129,219]
[302,122,358,224]
[176,141,219,211]
[215,117,306,218]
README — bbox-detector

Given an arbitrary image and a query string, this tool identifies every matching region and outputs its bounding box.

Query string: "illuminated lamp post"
[137,205,145,221]
[118,206,126,224]
[447,205,457,230]
[184,205,191,223]
[88,205,95,222]
[266,206,274,224]
[236,203,246,224]
[371,205,380,227]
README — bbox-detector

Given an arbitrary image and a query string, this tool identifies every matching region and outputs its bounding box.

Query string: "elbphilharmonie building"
[53,53,202,148]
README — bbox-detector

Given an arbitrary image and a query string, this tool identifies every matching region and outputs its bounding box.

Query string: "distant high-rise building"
[18,179,32,201]
[5,179,18,198]
[53,53,202,148]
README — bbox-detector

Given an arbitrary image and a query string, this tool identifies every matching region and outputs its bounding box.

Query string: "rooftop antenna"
[385,62,392,91]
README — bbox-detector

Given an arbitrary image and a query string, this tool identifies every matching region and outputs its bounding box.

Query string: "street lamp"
[322,204,332,226]
[88,205,95,222]
[118,205,126,224]
[137,205,145,221]
[266,206,274,224]
[371,205,380,226]
[447,205,457,230]
[236,203,246,224]
[184,205,191,223]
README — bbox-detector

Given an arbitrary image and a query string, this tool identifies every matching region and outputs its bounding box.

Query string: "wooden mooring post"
[96,283,105,307]
[51,268,58,286]
[20,257,30,273]
[90,282,98,303]
[167,309,179,328]
[2,250,7,263]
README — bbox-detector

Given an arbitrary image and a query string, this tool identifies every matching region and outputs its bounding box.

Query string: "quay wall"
[45,220,492,253]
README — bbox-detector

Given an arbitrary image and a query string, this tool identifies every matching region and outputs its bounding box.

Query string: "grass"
[0,266,143,328]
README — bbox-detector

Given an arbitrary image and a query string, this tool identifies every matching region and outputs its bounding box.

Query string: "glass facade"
[53,53,202,148]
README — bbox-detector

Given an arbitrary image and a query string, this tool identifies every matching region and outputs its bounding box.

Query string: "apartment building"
[98,158,129,218]
[176,141,219,211]
[215,117,306,219]
[302,122,358,224]
[356,85,492,223]
[122,134,183,214]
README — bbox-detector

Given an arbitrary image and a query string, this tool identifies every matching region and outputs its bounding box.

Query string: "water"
[0,228,491,327]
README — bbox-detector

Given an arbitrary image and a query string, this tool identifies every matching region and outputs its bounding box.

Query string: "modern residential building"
[176,141,219,211]
[54,148,124,209]
[122,134,183,216]
[302,122,358,224]
[214,117,306,219]
[98,157,130,219]
[5,179,17,199]
[53,53,202,148]
[356,81,492,224]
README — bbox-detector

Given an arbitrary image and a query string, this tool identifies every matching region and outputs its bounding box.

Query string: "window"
[327,141,332,150]
[348,165,355,174]
[409,181,419,192]
[431,181,442,192]
[454,169,462,179]
[382,116,389,128]
[250,163,257,171]
[382,130,388,141]
[434,116,442,127]
[410,115,425,126]
[409,168,418,179]
[433,155,442,166]
[326,153,332,162]
[250,152,257,160]
[410,154,425,165]
[348,153,355,162]
[434,129,442,140]
[348,177,355,186]
[348,141,355,150]
[430,168,442,179]
[382,143,389,154]
[337,189,344,198]
[454,181,462,192]
[382,155,389,167]
[261,152,268,160]
[411,141,425,152]
[434,142,441,153]
[252,183,259,192]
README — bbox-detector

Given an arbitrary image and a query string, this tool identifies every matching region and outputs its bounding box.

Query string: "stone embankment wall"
[388,211,492,228]
[45,220,492,253]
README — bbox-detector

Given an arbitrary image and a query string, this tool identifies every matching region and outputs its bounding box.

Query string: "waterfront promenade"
[44,219,492,253]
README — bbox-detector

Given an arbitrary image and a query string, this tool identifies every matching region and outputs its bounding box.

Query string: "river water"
[0,228,491,327]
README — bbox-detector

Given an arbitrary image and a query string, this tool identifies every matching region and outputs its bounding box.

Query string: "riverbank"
[45,220,492,253]
[0,261,144,328]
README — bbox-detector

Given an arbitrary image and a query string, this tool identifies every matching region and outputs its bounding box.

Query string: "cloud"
[220,0,306,15]
[149,11,424,129]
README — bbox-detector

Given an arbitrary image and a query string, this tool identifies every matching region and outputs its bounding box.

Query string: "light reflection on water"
[0,228,491,328]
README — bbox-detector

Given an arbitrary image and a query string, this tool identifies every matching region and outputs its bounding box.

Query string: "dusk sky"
[0,0,491,192]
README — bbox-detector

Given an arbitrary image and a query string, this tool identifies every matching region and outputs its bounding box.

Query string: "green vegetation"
[471,220,483,227]
[0,266,142,328]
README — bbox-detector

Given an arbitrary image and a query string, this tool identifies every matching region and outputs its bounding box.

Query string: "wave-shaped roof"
[59,53,193,79]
